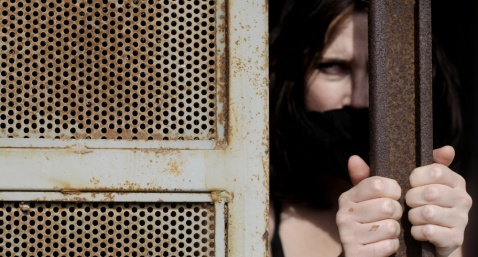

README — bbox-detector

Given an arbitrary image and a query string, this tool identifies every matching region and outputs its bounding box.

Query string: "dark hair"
[269,0,463,205]
[432,37,463,171]
[270,0,367,206]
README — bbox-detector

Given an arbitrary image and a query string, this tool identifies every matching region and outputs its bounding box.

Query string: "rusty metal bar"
[369,0,434,256]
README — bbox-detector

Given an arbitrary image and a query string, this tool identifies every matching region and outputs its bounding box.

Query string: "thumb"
[348,155,371,186]
[432,145,455,166]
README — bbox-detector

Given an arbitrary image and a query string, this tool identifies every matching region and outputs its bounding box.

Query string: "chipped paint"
[210,191,232,203]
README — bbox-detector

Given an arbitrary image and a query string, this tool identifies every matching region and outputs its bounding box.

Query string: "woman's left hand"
[406,146,472,257]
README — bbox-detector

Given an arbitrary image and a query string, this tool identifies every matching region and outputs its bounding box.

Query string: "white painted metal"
[0,0,269,257]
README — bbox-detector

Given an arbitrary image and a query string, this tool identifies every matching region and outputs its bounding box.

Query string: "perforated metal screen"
[0,0,222,140]
[0,201,215,256]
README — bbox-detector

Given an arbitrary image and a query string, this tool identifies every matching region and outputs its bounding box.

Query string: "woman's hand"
[337,146,472,257]
[406,146,472,257]
[336,156,403,257]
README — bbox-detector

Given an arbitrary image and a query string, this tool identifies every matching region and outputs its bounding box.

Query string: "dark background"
[433,1,478,255]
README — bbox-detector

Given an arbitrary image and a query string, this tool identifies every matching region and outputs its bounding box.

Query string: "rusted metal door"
[0,0,269,256]
[369,0,434,256]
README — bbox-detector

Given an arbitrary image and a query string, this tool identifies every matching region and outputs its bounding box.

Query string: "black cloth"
[272,108,369,207]
[284,107,369,182]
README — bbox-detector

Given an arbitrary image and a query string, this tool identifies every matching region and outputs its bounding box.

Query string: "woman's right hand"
[336,156,403,257]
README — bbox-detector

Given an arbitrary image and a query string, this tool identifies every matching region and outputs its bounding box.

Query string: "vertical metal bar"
[417,0,434,255]
[369,0,434,256]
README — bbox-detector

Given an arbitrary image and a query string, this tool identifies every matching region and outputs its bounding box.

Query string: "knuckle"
[422,205,435,222]
[383,220,400,237]
[460,194,473,209]
[429,165,443,181]
[338,193,349,207]
[457,175,467,188]
[423,186,439,202]
[370,177,385,195]
[422,224,435,240]
[381,199,395,217]
[453,234,464,247]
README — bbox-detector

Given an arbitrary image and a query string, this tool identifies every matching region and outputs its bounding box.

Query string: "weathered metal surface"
[0,200,215,256]
[0,191,228,257]
[0,0,269,257]
[0,191,228,203]
[369,0,434,256]
[0,0,225,142]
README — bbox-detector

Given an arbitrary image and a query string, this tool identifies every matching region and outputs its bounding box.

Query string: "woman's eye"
[317,61,351,77]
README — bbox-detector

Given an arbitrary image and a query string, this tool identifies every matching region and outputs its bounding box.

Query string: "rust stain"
[61,189,82,195]
[210,191,232,203]
[370,0,433,255]
[215,0,229,148]
[210,191,222,202]
[370,225,380,231]
[73,149,93,154]
[164,160,183,176]
[89,177,100,185]
[262,230,269,252]
[103,192,115,201]
[121,180,143,191]
[67,197,88,202]
[51,178,72,190]
[262,158,269,190]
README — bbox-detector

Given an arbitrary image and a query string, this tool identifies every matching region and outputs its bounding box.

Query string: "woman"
[269,0,472,256]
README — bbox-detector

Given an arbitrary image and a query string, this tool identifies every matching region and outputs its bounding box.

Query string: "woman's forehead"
[321,12,368,61]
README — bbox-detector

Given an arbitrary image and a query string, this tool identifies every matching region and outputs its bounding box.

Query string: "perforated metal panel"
[0,0,222,140]
[0,0,269,257]
[0,201,216,257]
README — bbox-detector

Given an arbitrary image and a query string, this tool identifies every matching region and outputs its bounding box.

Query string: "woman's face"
[305,12,368,112]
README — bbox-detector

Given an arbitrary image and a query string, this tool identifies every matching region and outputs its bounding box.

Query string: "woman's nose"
[350,76,369,109]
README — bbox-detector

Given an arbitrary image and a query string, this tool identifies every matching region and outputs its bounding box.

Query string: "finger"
[408,205,468,228]
[351,239,399,257]
[406,184,471,209]
[411,225,463,256]
[433,146,455,166]
[348,155,371,186]
[342,176,401,203]
[409,163,466,189]
[355,220,401,245]
[344,198,402,223]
